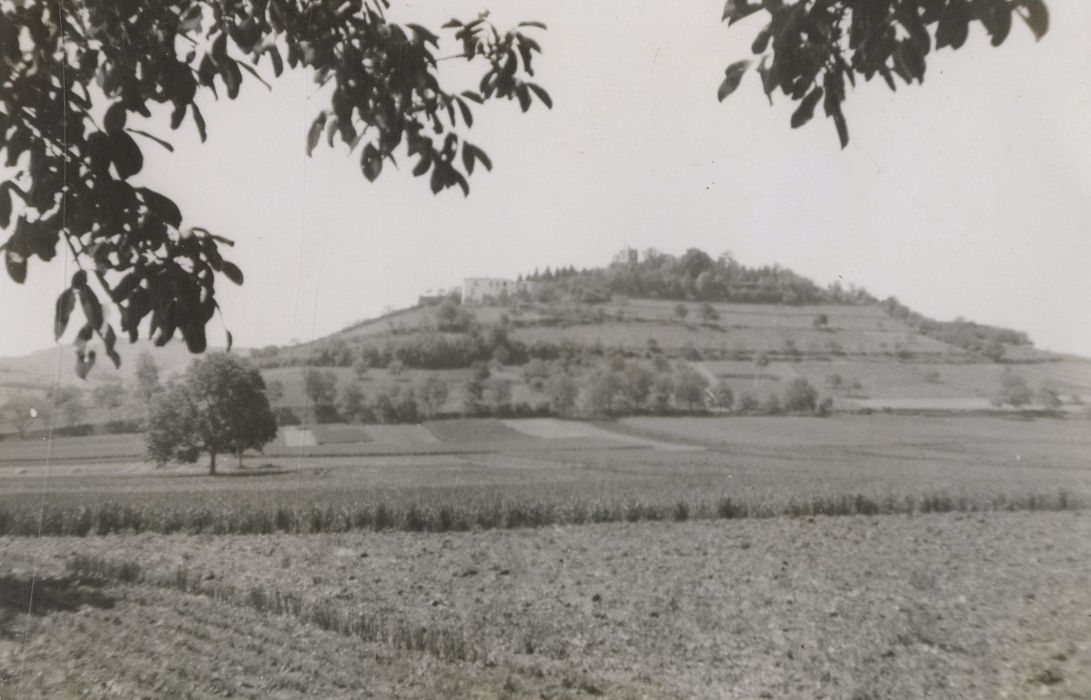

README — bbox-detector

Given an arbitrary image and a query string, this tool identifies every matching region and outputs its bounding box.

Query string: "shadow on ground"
[155,463,295,479]
[0,575,115,639]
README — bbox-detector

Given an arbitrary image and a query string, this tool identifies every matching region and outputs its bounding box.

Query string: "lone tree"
[146,352,277,474]
[416,373,449,417]
[1,0,1048,370]
[782,378,819,413]
[303,367,339,423]
[1,394,38,439]
[672,366,710,411]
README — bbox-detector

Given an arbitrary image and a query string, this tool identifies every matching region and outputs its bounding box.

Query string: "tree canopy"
[1,0,1048,371]
[2,0,549,371]
[146,352,277,474]
[718,0,1049,146]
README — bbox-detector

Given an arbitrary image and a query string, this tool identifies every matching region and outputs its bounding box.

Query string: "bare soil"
[2,511,1089,699]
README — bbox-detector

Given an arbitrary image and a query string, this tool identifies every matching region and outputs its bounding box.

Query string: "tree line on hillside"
[878,297,1031,359]
[524,249,877,306]
[283,355,837,427]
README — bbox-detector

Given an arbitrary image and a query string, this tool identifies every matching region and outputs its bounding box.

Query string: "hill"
[0,341,228,437]
[240,249,1088,425]
[3,248,1089,436]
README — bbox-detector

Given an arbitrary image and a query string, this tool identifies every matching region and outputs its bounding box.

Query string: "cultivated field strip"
[4,512,1088,698]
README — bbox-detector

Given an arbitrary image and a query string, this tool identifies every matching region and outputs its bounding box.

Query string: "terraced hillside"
[4,251,1089,436]
[248,294,1088,424]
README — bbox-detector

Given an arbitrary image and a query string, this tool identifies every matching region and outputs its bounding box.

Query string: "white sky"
[3,1,1090,358]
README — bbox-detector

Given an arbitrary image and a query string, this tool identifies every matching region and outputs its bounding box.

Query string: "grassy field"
[0,415,1087,537]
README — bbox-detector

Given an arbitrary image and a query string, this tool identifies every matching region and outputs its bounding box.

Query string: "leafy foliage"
[719,0,1049,146]
[993,369,1032,407]
[782,377,819,412]
[146,352,277,473]
[672,366,709,410]
[880,296,1031,354]
[532,248,875,305]
[303,367,339,409]
[1,1,550,368]
[416,373,450,417]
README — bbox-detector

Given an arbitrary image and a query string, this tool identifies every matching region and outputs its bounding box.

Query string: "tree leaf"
[170,103,187,130]
[221,261,244,285]
[412,149,433,177]
[103,101,127,133]
[832,109,849,149]
[103,324,121,368]
[989,3,1013,46]
[756,57,775,103]
[527,83,552,109]
[238,60,272,90]
[80,287,104,330]
[306,113,327,156]
[361,144,383,182]
[751,25,771,54]
[192,103,207,142]
[183,319,207,353]
[0,184,10,228]
[226,330,233,352]
[138,188,183,228]
[109,131,143,179]
[465,143,492,172]
[76,322,94,345]
[790,87,823,128]
[455,97,473,126]
[75,347,95,380]
[1017,0,1049,41]
[4,248,26,284]
[223,59,242,99]
[127,128,175,152]
[461,143,475,175]
[54,288,75,339]
[718,60,750,102]
[266,46,283,76]
[515,84,532,112]
[723,0,760,25]
[936,0,969,50]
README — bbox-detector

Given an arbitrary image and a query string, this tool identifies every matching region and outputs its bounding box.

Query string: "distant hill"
[0,341,226,436]
[3,248,1089,436]
[0,340,214,395]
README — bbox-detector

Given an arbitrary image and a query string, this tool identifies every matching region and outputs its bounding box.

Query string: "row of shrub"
[2,489,1077,537]
[12,419,147,440]
[880,296,1031,359]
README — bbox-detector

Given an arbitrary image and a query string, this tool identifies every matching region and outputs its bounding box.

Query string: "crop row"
[0,489,1078,537]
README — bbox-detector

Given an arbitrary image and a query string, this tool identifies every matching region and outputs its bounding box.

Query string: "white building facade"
[462,277,539,303]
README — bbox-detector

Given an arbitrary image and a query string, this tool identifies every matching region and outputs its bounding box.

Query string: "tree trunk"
[209,450,217,476]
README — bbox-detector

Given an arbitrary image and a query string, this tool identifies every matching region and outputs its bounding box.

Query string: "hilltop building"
[418,289,455,306]
[462,277,539,303]
[612,246,639,266]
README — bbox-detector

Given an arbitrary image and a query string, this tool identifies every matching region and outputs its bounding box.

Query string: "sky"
[3,1,1090,358]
